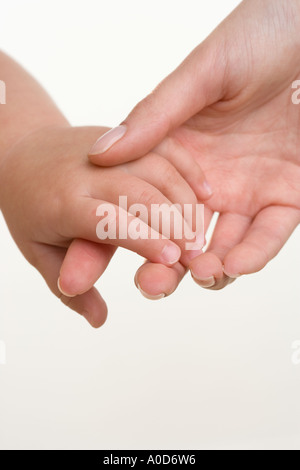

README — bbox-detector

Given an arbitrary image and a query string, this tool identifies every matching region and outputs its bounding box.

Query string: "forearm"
[0,50,69,161]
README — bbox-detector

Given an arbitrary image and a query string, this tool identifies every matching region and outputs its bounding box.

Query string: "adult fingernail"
[202,181,213,197]
[134,272,138,288]
[89,125,127,155]
[191,272,215,288]
[223,269,241,279]
[161,244,181,265]
[57,277,76,297]
[137,284,165,300]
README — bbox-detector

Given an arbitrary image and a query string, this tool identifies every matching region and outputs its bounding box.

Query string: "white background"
[0,0,300,450]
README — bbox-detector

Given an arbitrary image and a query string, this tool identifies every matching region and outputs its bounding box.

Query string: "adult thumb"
[88,39,225,166]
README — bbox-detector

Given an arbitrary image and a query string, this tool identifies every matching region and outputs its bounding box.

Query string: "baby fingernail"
[161,244,181,265]
[89,125,127,155]
[191,272,215,288]
[137,284,165,301]
[57,277,76,297]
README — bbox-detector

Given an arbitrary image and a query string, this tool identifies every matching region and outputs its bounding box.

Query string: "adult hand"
[86,0,300,296]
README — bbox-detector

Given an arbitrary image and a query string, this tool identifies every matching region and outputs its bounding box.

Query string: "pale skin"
[84,0,300,304]
[0,53,209,327]
[2,0,300,329]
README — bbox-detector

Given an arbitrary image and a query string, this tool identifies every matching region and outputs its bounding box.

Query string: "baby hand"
[0,125,207,326]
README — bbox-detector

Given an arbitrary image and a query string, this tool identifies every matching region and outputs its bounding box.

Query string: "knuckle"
[130,89,171,131]
[48,190,70,236]
[143,153,164,169]
[131,93,156,118]
[139,187,161,208]
[157,158,180,185]
[143,154,183,189]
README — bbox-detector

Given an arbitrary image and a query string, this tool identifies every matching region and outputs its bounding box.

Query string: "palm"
[168,83,300,283]
[174,88,300,215]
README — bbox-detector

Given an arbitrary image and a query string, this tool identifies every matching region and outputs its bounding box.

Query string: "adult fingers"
[223,206,300,277]
[134,261,186,300]
[134,207,214,299]
[190,212,252,290]
[153,137,213,201]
